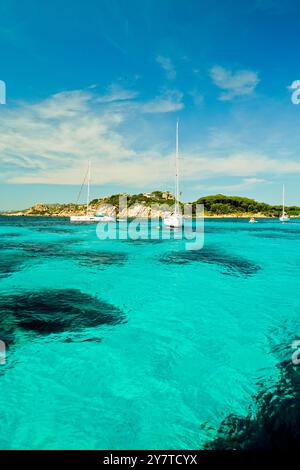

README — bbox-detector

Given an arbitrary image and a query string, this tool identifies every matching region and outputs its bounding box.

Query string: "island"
[3,192,300,218]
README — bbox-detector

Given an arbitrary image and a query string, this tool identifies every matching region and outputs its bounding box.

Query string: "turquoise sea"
[1,216,300,449]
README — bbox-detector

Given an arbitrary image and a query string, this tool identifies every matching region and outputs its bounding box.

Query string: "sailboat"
[163,121,183,228]
[279,184,289,223]
[70,161,115,223]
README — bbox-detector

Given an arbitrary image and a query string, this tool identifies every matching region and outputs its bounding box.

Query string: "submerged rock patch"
[159,246,260,277]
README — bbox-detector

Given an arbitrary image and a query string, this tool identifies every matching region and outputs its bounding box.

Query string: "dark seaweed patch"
[34,227,75,234]
[159,246,260,277]
[1,232,21,238]
[205,358,300,450]
[0,289,125,343]
[21,242,65,257]
[0,240,127,269]
[0,240,66,254]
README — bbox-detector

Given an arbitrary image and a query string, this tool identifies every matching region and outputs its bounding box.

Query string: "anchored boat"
[279,184,289,223]
[70,161,115,223]
[163,121,183,229]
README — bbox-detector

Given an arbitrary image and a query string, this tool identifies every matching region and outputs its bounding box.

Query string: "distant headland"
[2,192,300,218]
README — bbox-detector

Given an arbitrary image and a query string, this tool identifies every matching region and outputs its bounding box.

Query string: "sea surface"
[0,216,300,449]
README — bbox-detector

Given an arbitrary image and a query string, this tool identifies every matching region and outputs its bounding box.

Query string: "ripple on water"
[0,252,28,279]
[253,232,300,240]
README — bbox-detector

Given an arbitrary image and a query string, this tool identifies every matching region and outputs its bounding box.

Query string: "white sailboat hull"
[163,214,183,228]
[279,215,289,222]
[70,215,115,222]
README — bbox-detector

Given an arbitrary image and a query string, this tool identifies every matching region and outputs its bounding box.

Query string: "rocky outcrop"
[93,203,172,218]
[5,202,175,218]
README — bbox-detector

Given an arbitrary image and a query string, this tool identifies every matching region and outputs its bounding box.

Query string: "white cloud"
[156,55,176,80]
[243,177,267,185]
[210,65,260,101]
[0,88,181,186]
[1,89,299,190]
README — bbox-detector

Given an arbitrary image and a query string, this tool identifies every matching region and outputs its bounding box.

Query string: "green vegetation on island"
[195,194,300,217]
[90,190,175,207]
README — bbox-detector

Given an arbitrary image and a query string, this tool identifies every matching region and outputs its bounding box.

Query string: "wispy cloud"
[195,176,269,194]
[98,84,139,103]
[156,55,176,80]
[188,89,204,106]
[202,152,300,176]
[210,65,260,101]
[141,89,184,113]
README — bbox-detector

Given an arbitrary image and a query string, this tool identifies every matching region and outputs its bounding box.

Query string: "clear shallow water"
[0,216,300,449]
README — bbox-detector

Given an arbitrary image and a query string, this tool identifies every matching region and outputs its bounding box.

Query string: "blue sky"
[1,0,300,210]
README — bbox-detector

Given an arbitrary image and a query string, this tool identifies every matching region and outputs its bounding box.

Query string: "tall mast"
[86,160,91,215]
[175,120,180,215]
[282,183,285,216]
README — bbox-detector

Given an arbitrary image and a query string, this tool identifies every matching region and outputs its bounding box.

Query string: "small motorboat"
[70,215,114,222]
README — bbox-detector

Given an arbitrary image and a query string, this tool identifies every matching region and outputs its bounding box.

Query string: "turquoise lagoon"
[0,216,300,449]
